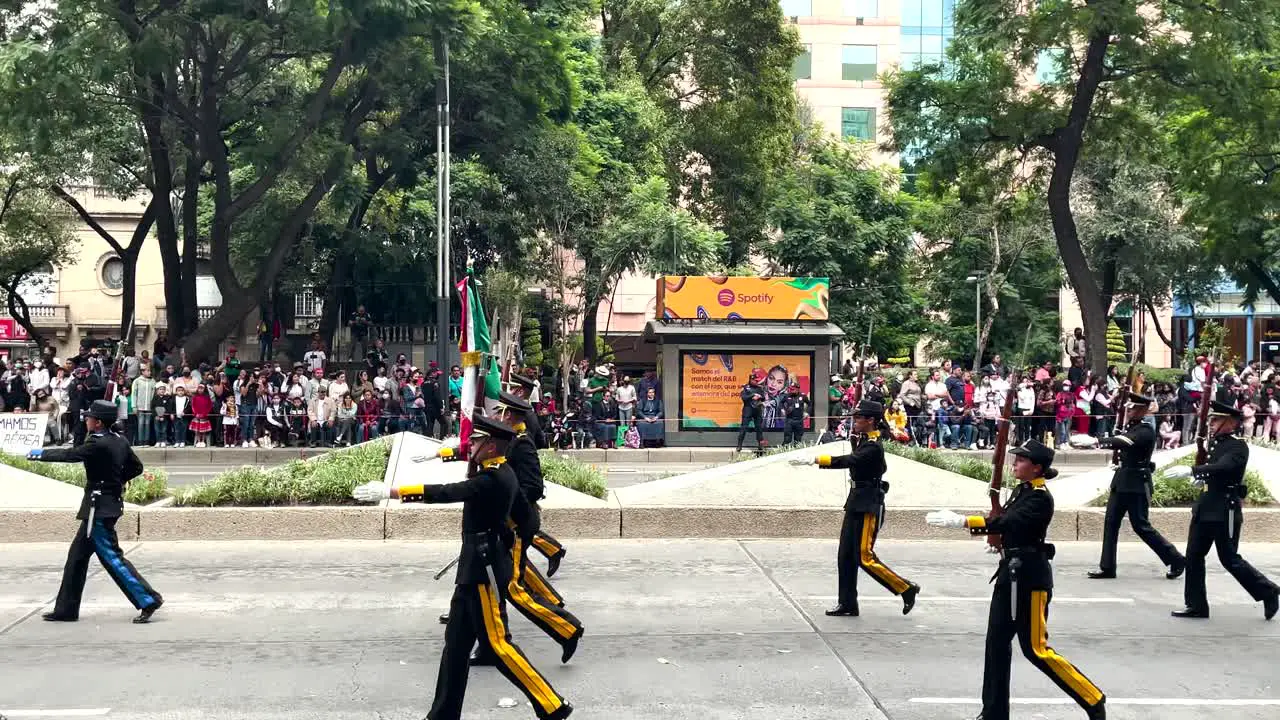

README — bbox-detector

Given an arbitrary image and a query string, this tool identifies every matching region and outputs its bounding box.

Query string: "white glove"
[1190,477,1206,488]
[1163,465,1193,480]
[926,510,967,528]
[787,457,812,466]
[352,481,391,503]
[1069,433,1099,449]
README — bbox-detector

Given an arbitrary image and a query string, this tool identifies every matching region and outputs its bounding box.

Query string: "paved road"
[2,539,1277,719]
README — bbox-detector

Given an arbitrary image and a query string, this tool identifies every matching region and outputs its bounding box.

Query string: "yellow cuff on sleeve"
[439,447,454,458]
[398,484,425,498]
[817,455,832,467]
[965,516,986,529]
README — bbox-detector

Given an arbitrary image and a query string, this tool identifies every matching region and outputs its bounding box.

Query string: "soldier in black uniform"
[780,382,811,446]
[1086,393,1186,579]
[735,371,766,454]
[507,374,566,576]
[27,399,163,624]
[463,392,583,666]
[357,414,573,720]
[799,399,920,617]
[927,440,1107,720]
[1169,402,1280,620]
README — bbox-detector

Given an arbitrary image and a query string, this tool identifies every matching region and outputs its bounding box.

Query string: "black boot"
[902,584,920,615]
[1087,698,1107,719]
[41,612,77,622]
[1264,592,1278,621]
[1166,560,1186,580]
[825,603,858,617]
[547,552,563,578]
[1171,607,1210,619]
[469,649,499,667]
[133,600,163,624]
[438,613,449,624]
[561,632,581,663]
[1087,569,1116,579]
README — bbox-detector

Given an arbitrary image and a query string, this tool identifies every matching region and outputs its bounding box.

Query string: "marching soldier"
[28,399,164,624]
[927,440,1107,720]
[507,373,567,577]
[354,415,574,720]
[1083,393,1186,579]
[463,392,583,666]
[794,399,921,616]
[1167,402,1280,620]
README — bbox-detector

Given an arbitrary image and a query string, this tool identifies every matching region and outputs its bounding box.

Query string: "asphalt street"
[2,539,1278,720]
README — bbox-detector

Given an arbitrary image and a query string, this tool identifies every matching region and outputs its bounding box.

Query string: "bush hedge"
[0,451,169,505]
[174,439,609,506]
[882,442,997,484]
[1090,455,1275,507]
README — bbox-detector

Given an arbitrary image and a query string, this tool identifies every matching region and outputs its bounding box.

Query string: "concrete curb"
[5,505,1280,542]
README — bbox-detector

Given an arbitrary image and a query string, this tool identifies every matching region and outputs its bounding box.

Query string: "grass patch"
[174,439,391,507]
[882,442,997,484]
[1090,454,1275,507]
[0,451,169,504]
[538,451,608,499]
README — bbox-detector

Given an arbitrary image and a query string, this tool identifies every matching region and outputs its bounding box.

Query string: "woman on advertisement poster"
[761,365,791,430]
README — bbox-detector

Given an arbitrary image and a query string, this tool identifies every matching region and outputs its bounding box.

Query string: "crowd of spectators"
[546,361,664,449]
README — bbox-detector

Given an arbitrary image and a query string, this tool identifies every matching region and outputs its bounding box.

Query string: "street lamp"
[966,273,986,371]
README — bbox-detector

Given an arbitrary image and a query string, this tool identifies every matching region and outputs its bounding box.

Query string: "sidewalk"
[2,539,1277,719]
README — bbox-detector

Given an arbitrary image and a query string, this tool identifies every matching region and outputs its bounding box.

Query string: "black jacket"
[1191,434,1249,523]
[740,383,763,418]
[969,479,1055,589]
[35,431,143,520]
[507,432,545,503]
[408,460,519,585]
[818,433,888,513]
[524,407,548,449]
[781,393,811,421]
[1098,422,1156,493]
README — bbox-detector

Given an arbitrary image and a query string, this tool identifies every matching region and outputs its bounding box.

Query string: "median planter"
[139,506,386,540]
[0,509,140,543]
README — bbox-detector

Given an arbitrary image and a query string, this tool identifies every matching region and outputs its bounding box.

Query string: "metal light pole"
[434,32,452,403]
[966,273,986,371]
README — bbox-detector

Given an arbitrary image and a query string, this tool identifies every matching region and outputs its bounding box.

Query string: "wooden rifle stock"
[1112,363,1138,465]
[1193,361,1215,466]
[986,371,1019,550]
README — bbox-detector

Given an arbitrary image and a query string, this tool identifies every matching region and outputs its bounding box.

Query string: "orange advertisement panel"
[680,351,813,431]
[657,276,829,321]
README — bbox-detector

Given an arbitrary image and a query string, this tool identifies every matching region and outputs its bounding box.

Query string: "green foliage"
[766,136,925,359]
[1116,363,1185,387]
[0,169,77,347]
[522,317,545,371]
[1091,455,1274,507]
[1192,320,1234,368]
[882,442,994,484]
[537,451,608,499]
[1106,320,1127,364]
[175,440,392,507]
[0,452,169,505]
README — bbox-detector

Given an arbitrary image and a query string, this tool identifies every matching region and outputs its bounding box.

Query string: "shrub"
[1106,320,1127,363]
[0,451,169,504]
[882,441,996,484]
[1090,454,1274,507]
[538,451,608,499]
[175,439,392,506]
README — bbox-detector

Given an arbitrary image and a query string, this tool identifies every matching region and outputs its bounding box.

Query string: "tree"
[0,171,76,349]
[1106,320,1126,364]
[883,0,1280,374]
[521,317,545,371]
[765,135,925,360]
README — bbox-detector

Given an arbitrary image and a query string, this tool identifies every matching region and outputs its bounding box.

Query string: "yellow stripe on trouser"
[532,532,563,557]
[1030,590,1104,707]
[859,513,911,595]
[523,560,564,606]
[477,583,562,715]
[509,538,578,639]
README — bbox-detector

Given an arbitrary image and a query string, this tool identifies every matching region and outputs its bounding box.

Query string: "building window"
[901,0,954,69]
[779,0,811,17]
[841,107,876,142]
[100,256,124,292]
[844,0,878,17]
[842,45,878,82]
[793,45,812,80]
[294,290,324,318]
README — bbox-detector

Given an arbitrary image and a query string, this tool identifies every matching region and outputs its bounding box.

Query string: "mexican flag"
[457,275,501,456]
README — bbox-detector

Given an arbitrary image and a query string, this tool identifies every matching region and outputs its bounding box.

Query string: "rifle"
[853,347,865,404]
[1111,363,1138,466]
[986,371,1020,551]
[1193,359,1216,465]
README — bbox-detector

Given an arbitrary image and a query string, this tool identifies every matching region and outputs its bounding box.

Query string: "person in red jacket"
[356,388,381,442]
[189,384,214,448]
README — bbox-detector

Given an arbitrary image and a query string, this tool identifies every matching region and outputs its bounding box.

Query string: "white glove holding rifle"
[926,510,967,528]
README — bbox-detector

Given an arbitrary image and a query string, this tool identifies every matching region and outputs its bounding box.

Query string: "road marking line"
[0,710,112,717]
[911,698,1280,706]
[803,596,1134,604]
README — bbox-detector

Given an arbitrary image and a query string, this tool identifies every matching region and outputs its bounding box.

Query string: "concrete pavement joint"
[348,647,368,702]
[735,540,895,720]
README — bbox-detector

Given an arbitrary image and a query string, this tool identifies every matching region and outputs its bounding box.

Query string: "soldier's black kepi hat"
[507,373,536,392]
[86,399,117,422]
[471,414,517,442]
[852,399,884,418]
[1209,400,1244,421]
[1009,439,1055,469]
[1127,392,1153,406]
[495,391,533,414]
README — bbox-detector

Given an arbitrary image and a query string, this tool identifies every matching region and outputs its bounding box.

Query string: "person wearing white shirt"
[923,370,948,412]
[308,388,336,446]
[1016,381,1036,443]
[328,372,350,403]
[303,343,327,374]
[26,363,50,407]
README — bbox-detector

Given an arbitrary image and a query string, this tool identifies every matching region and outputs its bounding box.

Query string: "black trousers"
[783,419,806,445]
[477,535,582,657]
[1098,490,1183,572]
[530,531,566,562]
[982,583,1105,720]
[836,510,911,607]
[1183,511,1280,612]
[736,410,763,450]
[54,517,162,618]
[429,578,568,720]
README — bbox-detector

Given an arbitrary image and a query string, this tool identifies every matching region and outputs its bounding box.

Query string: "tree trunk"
[119,251,138,343]
[4,278,46,350]
[582,295,601,367]
[179,144,201,338]
[1046,28,1111,377]
[318,249,351,350]
[1244,259,1280,309]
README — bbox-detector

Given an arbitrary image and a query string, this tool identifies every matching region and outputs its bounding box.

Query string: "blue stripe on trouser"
[92,520,156,609]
